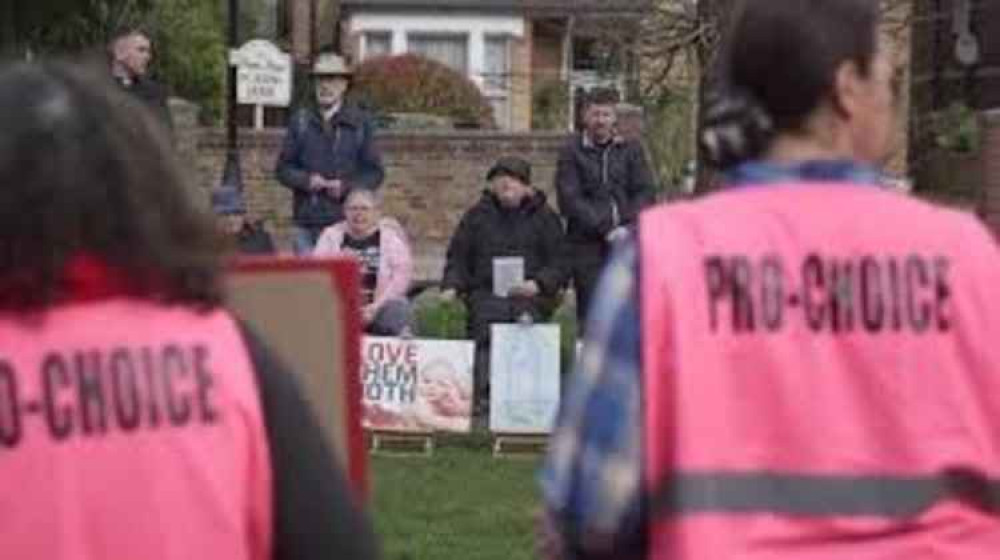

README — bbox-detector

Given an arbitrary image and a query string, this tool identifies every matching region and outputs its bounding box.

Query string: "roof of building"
[340,0,650,16]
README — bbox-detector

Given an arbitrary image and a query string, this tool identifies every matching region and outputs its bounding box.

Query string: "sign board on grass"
[361,336,475,433]
[489,324,561,434]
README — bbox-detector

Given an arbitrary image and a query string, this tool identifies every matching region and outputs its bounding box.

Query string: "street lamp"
[217,0,244,201]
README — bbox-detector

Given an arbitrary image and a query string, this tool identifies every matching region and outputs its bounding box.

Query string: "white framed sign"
[230,39,292,107]
[489,324,561,434]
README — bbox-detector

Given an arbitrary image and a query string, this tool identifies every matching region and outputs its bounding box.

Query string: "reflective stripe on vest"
[653,470,1000,518]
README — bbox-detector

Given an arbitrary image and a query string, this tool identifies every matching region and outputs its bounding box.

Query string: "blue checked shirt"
[539,160,890,558]
[539,241,644,557]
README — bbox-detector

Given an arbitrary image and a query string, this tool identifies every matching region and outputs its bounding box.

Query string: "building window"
[484,35,512,129]
[484,35,511,91]
[407,33,469,74]
[364,31,392,59]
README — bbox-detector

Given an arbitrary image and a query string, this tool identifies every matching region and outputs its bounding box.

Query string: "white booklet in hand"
[493,256,525,297]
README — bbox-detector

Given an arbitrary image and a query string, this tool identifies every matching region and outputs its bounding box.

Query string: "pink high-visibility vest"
[0,299,272,560]
[640,183,1000,559]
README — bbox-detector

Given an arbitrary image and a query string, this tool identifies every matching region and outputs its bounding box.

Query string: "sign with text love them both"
[489,324,561,434]
[361,336,474,433]
[225,258,368,499]
[230,39,292,107]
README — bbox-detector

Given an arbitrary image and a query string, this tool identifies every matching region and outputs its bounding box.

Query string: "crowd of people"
[5,0,1000,558]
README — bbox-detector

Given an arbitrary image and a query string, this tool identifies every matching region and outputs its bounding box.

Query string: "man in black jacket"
[555,88,654,332]
[212,185,277,256]
[442,156,568,418]
[109,27,172,130]
[275,53,384,254]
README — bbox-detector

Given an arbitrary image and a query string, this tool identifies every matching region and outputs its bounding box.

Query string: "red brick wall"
[194,129,568,278]
[979,109,1000,235]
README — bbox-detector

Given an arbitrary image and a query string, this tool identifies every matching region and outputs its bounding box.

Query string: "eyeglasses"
[345,206,374,212]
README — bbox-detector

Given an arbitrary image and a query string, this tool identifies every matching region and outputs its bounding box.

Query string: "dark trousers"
[570,246,609,337]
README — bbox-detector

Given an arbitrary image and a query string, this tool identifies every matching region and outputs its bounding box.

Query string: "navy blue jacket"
[275,104,385,227]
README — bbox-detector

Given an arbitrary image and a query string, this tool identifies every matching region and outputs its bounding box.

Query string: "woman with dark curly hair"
[0,61,377,560]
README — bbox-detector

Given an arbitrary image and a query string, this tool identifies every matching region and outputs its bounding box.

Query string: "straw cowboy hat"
[311,53,353,77]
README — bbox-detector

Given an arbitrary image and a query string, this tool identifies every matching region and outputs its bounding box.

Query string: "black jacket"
[115,75,172,131]
[443,190,568,303]
[555,134,655,250]
[275,104,385,227]
[236,221,276,256]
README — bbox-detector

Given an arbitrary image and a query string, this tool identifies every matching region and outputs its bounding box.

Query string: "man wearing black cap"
[441,156,568,420]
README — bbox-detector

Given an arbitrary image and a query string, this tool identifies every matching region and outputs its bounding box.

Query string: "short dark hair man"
[275,52,385,255]
[555,87,654,334]
[108,27,172,129]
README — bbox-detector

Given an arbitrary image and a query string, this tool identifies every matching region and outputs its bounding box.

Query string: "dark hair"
[701,0,880,169]
[584,87,620,108]
[0,61,226,312]
[110,25,151,44]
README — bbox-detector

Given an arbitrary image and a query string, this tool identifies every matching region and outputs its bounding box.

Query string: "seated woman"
[314,189,413,336]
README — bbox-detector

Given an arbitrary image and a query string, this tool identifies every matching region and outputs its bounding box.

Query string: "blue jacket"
[275,104,385,227]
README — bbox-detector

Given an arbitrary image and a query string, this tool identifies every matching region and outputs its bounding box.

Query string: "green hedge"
[411,289,580,374]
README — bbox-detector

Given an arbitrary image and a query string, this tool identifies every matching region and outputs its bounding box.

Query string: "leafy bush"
[412,289,468,339]
[641,89,696,197]
[150,0,226,123]
[350,54,495,129]
[532,79,570,130]
[930,102,980,154]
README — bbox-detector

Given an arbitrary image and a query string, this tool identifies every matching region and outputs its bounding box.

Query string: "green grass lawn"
[370,435,543,560]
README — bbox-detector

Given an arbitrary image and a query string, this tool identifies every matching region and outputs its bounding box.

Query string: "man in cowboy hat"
[276,52,385,254]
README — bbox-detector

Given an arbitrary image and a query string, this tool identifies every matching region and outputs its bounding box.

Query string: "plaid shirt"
[539,241,644,558]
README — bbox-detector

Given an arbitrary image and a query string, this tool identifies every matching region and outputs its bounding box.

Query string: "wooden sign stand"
[369,429,435,457]
[492,433,548,458]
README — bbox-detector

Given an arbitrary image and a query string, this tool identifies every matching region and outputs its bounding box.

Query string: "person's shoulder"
[340,103,376,127]
[558,133,585,154]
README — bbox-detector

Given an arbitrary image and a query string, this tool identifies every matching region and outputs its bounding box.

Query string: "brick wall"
[510,20,534,131]
[978,109,1000,235]
[192,128,568,279]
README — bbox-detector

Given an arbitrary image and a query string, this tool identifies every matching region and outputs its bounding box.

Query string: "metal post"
[219,0,244,197]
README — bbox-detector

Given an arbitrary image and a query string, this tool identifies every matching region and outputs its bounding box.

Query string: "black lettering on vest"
[934,257,952,332]
[109,348,141,432]
[75,350,107,435]
[704,257,727,332]
[41,353,73,440]
[904,256,931,333]
[192,345,219,424]
[802,254,825,331]
[887,258,903,332]
[759,256,784,332]
[860,257,885,333]
[828,259,855,333]
[731,256,755,333]
[162,345,192,426]
[140,347,162,428]
[0,360,22,447]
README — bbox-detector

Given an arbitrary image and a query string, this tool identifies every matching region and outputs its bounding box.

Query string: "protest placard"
[489,324,561,434]
[361,337,475,433]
